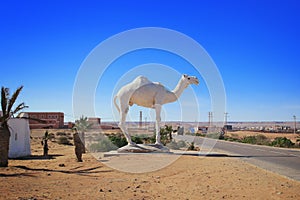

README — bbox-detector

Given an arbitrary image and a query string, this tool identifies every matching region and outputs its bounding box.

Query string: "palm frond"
[74,115,93,132]
[7,86,23,114]
[11,102,28,115]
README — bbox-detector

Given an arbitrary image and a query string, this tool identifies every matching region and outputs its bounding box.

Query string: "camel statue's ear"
[183,74,188,78]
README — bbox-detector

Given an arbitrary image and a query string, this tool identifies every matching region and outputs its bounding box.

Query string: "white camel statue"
[114,74,199,146]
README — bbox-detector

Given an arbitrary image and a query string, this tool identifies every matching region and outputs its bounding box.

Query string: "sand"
[0,130,299,200]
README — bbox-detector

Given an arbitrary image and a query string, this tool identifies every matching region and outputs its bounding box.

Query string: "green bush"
[241,135,270,145]
[48,133,55,140]
[108,134,127,148]
[166,140,188,150]
[88,138,118,152]
[195,133,205,137]
[241,136,257,144]
[271,137,294,148]
[255,134,270,145]
[131,135,144,144]
[206,132,221,139]
[57,136,72,145]
[56,132,67,136]
[187,142,195,151]
[177,140,187,148]
[224,137,241,142]
[158,125,173,145]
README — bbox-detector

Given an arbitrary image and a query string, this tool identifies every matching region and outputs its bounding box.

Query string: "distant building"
[177,126,184,135]
[223,125,233,131]
[198,126,208,134]
[87,117,101,129]
[25,112,64,129]
[64,122,75,129]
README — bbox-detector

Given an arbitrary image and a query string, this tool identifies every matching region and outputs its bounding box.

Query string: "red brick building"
[26,112,64,129]
[87,117,101,129]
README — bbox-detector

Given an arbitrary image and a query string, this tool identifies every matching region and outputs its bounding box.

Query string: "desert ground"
[0,129,299,200]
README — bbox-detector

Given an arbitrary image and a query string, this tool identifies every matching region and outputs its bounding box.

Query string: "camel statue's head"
[182,74,199,86]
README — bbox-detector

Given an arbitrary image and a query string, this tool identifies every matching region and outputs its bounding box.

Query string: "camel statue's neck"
[171,78,188,100]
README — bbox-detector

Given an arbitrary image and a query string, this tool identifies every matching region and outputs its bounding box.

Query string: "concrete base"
[117,143,170,153]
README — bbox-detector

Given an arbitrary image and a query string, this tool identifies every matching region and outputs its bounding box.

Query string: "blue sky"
[1,0,299,122]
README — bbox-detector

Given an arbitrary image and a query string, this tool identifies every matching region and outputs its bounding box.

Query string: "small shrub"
[219,134,225,140]
[108,134,127,148]
[57,136,72,145]
[242,135,270,145]
[56,132,67,136]
[188,142,195,150]
[177,140,187,148]
[241,136,257,144]
[224,137,241,142]
[48,133,55,140]
[88,139,118,152]
[166,140,188,150]
[195,133,205,137]
[271,137,294,148]
[206,132,221,139]
[255,134,270,145]
[131,135,144,144]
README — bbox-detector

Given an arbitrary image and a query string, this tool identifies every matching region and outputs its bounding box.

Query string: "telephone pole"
[293,115,297,134]
[139,111,142,128]
[224,112,229,125]
[208,112,213,128]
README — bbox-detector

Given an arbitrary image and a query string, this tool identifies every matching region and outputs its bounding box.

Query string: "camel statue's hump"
[117,76,152,96]
[134,75,150,83]
[132,76,151,86]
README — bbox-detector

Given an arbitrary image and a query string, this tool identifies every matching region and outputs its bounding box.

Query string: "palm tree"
[0,86,27,167]
[73,115,92,153]
[159,125,174,145]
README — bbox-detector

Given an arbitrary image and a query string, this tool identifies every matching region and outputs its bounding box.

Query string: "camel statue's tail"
[114,95,120,113]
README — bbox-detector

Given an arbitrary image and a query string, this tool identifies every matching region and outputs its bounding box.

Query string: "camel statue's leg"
[119,106,135,145]
[154,104,163,145]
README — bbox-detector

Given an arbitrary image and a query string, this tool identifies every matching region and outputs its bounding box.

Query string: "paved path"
[174,135,300,181]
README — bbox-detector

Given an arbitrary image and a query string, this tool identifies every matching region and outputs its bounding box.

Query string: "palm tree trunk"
[0,127,10,167]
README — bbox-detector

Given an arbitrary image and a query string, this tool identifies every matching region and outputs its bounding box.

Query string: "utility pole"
[139,111,142,128]
[208,112,213,128]
[223,112,229,134]
[224,112,229,125]
[293,115,297,134]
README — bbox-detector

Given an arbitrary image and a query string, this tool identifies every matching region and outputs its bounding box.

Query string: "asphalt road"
[174,135,300,181]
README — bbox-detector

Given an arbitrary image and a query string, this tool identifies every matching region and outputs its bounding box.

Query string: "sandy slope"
[0,132,299,200]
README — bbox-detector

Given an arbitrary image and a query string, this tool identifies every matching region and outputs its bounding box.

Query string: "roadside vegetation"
[222,133,300,148]
[86,125,189,152]
[34,128,300,153]
[194,131,300,148]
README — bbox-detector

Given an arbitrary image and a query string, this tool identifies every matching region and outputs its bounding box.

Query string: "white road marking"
[269,150,286,155]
